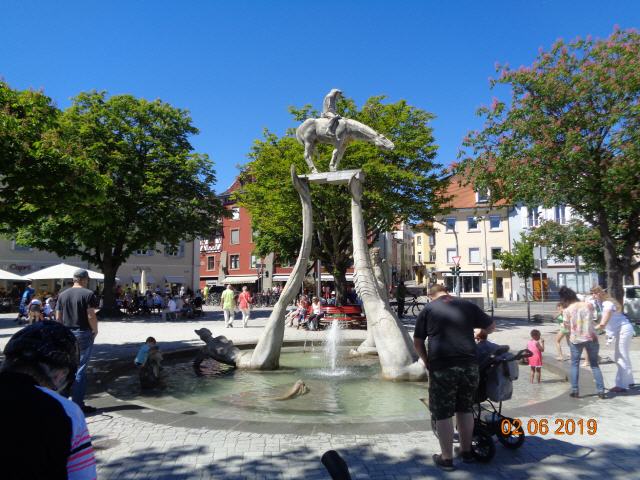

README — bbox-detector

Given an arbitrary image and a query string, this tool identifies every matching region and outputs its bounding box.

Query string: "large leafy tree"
[497,233,536,320]
[238,95,448,304]
[13,91,224,315]
[459,29,640,303]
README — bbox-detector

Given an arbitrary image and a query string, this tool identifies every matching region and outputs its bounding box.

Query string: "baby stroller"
[429,344,532,463]
[469,344,532,462]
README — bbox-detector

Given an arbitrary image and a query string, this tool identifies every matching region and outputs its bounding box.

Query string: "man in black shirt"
[414,284,494,470]
[56,268,99,413]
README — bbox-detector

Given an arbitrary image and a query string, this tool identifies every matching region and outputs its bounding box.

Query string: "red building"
[199,180,263,290]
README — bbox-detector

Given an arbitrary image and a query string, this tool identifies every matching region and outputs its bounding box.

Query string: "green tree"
[239,95,448,304]
[0,81,66,230]
[459,28,640,303]
[527,219,605,273]
[497,233,536,320]
[13,91,224,315]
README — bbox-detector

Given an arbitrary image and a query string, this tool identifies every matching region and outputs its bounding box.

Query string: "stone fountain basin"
[96,344,570,434]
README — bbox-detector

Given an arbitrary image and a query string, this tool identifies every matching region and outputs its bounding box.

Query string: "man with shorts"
[0,321,97,479]
[413,284,494,470]
[56,269,99,413]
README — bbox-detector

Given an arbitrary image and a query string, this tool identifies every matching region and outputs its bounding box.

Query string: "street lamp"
[475,215,491,309]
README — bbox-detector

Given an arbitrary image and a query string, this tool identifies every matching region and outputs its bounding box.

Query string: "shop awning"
[221,275,258,284]
[273,273,355,282]
[0,268,25,281]
[132,273,156,284]
[320,274,355,281]
[165,275,186,284]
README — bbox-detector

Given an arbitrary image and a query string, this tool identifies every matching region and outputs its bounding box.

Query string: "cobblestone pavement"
[2,305,639,479]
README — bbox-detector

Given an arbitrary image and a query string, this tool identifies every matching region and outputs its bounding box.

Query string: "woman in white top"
[591,286,635,392]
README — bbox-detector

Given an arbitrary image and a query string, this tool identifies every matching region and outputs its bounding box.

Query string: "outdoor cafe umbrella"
[0,268,25,281]
[23,262,105,281]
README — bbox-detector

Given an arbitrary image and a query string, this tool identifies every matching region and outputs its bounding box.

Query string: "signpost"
[451,255,462,297]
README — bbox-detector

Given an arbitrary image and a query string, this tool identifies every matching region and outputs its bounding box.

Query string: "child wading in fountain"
[527,329,544,383]
[135,336,158,366]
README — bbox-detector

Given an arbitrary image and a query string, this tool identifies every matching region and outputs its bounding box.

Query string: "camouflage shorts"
[429,364,479,421]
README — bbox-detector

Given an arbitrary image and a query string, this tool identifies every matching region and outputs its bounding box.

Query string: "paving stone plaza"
[2,302,638,479]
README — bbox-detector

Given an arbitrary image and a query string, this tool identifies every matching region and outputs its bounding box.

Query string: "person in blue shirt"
[16,281,35,323]
[135,336,157,366]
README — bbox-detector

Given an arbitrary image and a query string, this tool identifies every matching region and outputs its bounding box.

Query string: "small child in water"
[135,336,158,366]
[527,329,545,383]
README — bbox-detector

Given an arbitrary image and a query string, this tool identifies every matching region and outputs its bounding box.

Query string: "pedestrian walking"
[221,284,236,328]
[395,280,407,318]
[559,286,606,399]
[55,268,100,413]
[591,286,635,392]
[238,286,253,328]
[413,284,495,471]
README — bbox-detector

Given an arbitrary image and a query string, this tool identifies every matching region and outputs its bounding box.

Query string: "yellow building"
[413,229,436,286]
[432,176,512,305]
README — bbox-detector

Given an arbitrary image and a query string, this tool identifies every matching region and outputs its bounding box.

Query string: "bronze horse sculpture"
[295,117,394,173]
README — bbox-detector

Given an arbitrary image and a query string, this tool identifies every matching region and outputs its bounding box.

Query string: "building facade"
[431,177,512,304]
[0,239,199,295]
[413,229,436,286]
[508,204,599,299]
[199,179,266,290]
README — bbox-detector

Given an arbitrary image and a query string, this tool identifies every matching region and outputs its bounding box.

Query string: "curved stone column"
[349,172,426,380]
[236,165,313,369]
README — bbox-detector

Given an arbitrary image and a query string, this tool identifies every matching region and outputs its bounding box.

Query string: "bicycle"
[393,295,427,317]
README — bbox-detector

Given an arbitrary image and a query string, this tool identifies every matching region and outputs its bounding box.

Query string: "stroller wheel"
[496,416,525,449]
[471,431,496,463]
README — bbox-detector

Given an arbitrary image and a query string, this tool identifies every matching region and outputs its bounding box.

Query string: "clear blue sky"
[1,1,638,190]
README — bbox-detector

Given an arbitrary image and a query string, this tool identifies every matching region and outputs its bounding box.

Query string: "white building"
[508,204,599,299]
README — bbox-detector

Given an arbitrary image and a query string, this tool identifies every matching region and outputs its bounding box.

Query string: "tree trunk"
[600,228,625,304]
[524,277,531,322]
[98,258,122,318]
[333,266,348,306]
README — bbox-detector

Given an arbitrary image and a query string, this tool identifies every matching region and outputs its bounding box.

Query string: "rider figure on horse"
[322,88,343,138]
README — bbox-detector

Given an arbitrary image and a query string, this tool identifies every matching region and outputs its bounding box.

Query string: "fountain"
[322,319,348,376]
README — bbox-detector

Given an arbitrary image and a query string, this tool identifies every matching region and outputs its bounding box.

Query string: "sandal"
[432,454,455,471]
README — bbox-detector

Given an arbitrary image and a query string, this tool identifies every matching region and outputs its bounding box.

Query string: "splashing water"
[323,320,347,375]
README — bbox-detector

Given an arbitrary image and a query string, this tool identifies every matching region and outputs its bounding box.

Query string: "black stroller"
[430,345,532,463]
[469,345,532,462]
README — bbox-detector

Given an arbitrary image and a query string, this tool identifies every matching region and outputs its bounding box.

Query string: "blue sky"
[1,1,638,190]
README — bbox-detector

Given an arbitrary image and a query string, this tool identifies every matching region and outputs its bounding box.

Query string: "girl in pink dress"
[527,329,545,383]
